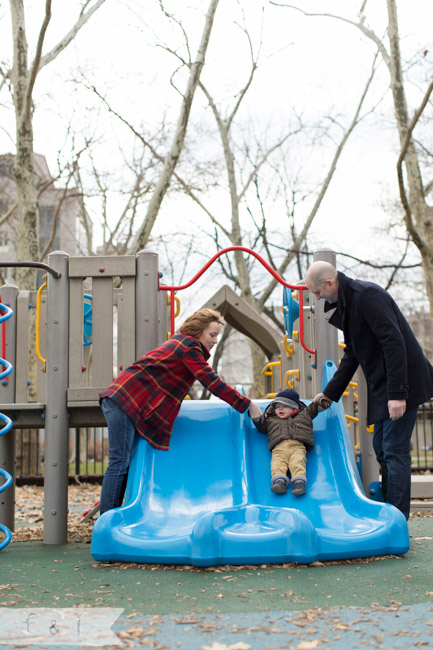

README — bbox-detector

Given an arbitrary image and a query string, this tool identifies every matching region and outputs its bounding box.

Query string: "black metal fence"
[15,427,108,485]
[13,401,433,483]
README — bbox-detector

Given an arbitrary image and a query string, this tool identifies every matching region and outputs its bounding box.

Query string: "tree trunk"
[250,341,266,399]
[10,0,39,289]
[386,0,433,316]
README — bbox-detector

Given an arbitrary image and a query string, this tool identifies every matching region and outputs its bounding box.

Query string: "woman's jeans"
[373,407,418,520]
[99,397,136,515]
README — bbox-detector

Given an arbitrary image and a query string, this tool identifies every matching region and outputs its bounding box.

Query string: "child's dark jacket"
[253,400,318,452]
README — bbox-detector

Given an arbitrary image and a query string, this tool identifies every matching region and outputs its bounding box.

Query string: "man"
[305,260,433,519]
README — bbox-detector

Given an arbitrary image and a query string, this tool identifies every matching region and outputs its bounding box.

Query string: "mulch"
[12,482,100,543]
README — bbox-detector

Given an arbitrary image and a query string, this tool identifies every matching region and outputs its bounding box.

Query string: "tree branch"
[238,128,301,203]
[269,2,391,66]
[26,0,52,114]
[86,81,231,240]
[37,0,107,71]
[0,201,18,228]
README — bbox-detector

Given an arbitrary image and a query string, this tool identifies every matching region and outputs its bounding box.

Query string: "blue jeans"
[99,397,136,515]
[373,407,418,520]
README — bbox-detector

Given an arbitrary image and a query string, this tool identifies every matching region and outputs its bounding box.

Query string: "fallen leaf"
[201,641,251,650]
[298,642,320,650]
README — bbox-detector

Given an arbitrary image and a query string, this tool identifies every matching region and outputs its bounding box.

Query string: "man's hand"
[314,393,332,411]
[388,399,406,421]
[248,401,263,420]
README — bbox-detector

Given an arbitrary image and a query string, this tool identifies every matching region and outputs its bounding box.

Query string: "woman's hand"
[248,401,263,419]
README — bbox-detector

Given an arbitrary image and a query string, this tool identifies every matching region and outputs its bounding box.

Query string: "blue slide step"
[91,362,409,565]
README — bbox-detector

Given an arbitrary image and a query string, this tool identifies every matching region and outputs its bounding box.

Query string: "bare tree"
[271,0,433,316]
[162,19,379,394]
[3,0,106,288]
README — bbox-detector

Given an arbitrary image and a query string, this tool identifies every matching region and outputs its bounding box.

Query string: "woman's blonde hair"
[179,308,224,339]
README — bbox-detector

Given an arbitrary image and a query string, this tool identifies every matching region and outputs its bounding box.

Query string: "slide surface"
[91,364,410,566]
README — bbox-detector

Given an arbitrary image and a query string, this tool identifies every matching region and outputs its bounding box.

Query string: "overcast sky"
[1,0,433,310]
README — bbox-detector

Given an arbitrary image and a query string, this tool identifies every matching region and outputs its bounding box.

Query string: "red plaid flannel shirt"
[100,333,250,450]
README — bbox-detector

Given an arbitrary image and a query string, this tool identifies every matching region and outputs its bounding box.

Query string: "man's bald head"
[305,261,337,286]
[305,261,339,303]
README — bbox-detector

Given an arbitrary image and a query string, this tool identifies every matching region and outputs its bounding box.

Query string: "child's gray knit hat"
[271,388,300,409]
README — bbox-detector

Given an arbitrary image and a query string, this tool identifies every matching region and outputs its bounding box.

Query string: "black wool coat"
[322,272,433,425]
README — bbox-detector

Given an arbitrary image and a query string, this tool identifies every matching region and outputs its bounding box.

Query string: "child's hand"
[314,393,332,411]
[248,401,263,419]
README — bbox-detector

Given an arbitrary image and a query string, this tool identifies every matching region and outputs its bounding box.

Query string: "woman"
[99,308,263,514]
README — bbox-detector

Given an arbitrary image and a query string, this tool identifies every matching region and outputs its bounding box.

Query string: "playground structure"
[0,247,396,557]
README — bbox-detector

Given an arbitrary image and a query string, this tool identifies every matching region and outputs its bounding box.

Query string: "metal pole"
[75,427,80,477]
[44,251,69,544]
[0,284,18,533]
[297,284,315,399]
[135,250,159,359]
[312,250,339,393]
[157,286,170,347]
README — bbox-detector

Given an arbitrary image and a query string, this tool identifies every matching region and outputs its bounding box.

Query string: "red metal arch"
[159,246,316,367]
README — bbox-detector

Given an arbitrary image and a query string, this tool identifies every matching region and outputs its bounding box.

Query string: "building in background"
[0,152,92,284]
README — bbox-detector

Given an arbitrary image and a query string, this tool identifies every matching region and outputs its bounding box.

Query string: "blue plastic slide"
[91,362,410,565]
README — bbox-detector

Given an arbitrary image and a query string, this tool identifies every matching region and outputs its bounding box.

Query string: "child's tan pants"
[271,439,306,480]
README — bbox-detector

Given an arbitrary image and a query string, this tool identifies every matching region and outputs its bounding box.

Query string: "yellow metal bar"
[262,361,281,375]
[35,274,47,373]
[262,360,282,395]
[285,368,300,388]
[282,334,293,358]
[167,293,181,318]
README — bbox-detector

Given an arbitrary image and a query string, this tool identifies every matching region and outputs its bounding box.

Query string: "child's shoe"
[291,479,306,496]
[271,478,287,494]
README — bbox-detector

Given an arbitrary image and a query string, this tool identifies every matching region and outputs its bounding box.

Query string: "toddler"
[253,388,328,495]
